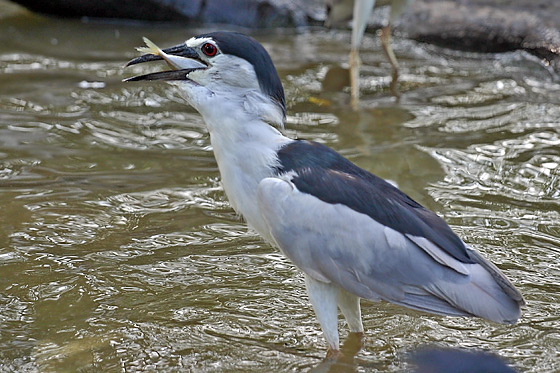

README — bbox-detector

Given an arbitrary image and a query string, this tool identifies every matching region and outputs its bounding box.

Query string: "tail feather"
[427,262,522,324]
[389,252,524,324]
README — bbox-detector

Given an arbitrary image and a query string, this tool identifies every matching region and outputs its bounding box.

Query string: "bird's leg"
[349,47,361,110]
[337,288,363,334]
[304,275,340,356]
[380,25,400,98]
[349,0,375,110]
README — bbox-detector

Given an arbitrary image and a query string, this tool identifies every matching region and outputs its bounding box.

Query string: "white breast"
[207,114,292,239]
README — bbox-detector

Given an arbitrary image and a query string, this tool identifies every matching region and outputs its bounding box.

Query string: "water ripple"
[0,19,559,372]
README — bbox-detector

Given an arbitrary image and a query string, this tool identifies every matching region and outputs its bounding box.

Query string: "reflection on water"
[1,2,559,372]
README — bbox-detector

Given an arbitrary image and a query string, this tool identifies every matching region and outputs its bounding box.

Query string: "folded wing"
[257,165,524,323]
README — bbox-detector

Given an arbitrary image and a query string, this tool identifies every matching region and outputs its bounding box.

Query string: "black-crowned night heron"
[326,0,414,103]
[125,31,524,356]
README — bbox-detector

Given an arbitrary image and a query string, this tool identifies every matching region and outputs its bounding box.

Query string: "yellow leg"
[349,48,361,110]
[380,25,400,99]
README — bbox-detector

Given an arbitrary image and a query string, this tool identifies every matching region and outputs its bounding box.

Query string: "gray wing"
[257,176,522,324]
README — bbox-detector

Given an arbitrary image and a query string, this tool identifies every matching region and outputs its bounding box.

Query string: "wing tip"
[466,248,525,306]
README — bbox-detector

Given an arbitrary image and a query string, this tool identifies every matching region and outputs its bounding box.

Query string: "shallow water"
[1,2,559,371]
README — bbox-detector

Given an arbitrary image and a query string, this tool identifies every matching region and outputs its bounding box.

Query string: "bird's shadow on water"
[307,338,519,372]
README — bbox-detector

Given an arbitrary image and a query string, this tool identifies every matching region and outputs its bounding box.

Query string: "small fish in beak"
[134,37,187,71]
[124,37,207,82]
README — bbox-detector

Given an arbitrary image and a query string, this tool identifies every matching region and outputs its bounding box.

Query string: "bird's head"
[125,32,286,127]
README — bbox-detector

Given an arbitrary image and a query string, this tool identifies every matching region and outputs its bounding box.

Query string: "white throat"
[211,110,292,235]
[178,83,292,234]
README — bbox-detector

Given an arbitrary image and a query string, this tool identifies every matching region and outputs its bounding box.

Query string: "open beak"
[124,37,207,82]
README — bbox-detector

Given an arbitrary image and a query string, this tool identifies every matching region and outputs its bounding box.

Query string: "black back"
[275,140,475,264]
[198,31,286,117]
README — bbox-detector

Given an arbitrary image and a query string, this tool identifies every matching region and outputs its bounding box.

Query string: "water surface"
[1,2,559,371]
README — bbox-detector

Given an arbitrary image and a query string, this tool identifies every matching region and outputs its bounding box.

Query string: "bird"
[124,31,525,356]
[325,0,414,104]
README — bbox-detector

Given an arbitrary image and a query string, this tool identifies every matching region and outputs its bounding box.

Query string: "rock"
[8,0,325,27]
[7,0,560,70]
[398,0,560,72]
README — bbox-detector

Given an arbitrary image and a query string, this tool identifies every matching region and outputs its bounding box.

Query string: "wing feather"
[276,140,475,264]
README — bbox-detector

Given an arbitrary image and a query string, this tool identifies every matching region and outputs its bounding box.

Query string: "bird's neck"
[202,108,292,234]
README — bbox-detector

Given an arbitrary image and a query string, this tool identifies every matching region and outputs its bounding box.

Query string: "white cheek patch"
[213,55,260,90]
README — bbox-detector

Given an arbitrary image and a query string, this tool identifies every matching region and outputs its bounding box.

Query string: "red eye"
[202,43,217,57]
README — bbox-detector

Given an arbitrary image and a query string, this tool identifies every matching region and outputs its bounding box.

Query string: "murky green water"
[1,2,559,371]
